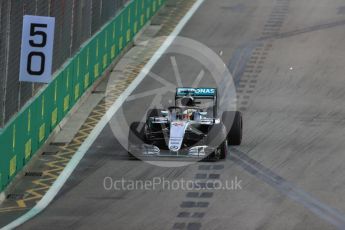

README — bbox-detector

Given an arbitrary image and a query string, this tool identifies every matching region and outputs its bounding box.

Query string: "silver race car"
[128,87,242,160]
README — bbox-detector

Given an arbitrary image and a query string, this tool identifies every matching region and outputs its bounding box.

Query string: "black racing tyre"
[222,111,243,145]
[219,139,228,159]
[229,111,243,145]
[128,122,146,159]
[206,123,228,160]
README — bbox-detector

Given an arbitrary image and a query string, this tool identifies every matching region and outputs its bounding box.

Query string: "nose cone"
[169,121,188,152]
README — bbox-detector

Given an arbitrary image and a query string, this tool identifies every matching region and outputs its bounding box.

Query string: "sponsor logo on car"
[177,88,215,96]
[170,145,179,151]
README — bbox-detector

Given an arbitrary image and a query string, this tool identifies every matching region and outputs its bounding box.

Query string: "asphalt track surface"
[17,0,345,229]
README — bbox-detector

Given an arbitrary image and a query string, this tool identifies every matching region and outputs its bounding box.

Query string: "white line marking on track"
[170,56,183,87]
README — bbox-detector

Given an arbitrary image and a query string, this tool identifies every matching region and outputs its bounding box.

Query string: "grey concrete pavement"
[17,0,345,229]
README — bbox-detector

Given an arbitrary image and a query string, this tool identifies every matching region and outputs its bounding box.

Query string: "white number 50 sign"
[19,15,55,83]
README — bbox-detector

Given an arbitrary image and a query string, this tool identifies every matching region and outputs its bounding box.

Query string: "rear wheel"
[222,111,243,145]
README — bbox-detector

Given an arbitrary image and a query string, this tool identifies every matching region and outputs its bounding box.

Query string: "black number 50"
[27,23,47,75]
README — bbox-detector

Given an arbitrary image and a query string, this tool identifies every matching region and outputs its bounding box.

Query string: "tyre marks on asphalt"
[229,0,291,111]
[261,19,345,41]
[227,0,345,228]
[172,164,224,230]
[230,148,345,229]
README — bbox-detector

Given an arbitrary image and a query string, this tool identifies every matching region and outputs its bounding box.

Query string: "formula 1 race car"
[128,87,242,160]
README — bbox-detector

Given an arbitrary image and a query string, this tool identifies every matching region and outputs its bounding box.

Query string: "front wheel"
[207,140,228,160]
[128,122,146,160]
[206,124,228,160]
[219,139,228,159]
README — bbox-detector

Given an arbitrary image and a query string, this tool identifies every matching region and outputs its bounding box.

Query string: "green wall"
[0,0,166,192]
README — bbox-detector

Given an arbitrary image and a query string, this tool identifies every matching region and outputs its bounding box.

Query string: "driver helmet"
[183,109,197,120]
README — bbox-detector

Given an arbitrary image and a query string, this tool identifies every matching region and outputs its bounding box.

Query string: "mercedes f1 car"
[128,87,242,160]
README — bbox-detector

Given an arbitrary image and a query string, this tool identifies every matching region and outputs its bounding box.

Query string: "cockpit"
[166,95,210,122]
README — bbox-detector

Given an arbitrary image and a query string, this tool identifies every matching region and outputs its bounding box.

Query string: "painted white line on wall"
[1,0,205,229]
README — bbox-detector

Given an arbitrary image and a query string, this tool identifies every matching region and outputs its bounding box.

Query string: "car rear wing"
[175,87,217,99]
[175,87,218,116]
